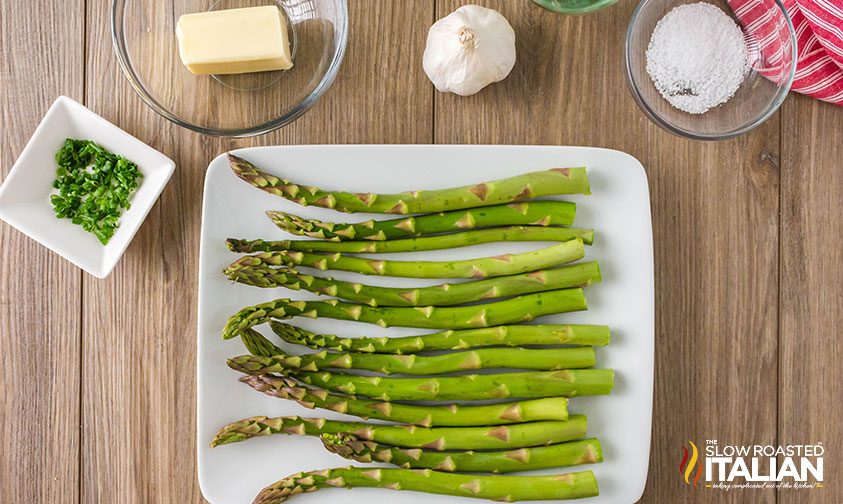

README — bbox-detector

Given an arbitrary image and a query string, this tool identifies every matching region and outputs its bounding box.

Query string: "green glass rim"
[531,0,620,15]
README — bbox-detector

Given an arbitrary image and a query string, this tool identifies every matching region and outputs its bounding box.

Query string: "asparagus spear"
[226,239,585,279]
[229,153,590,214]
[240,328,283,357]
[253,467,599,504]
[321,433,603,473]
[227,225,595,253]
[225,261,601,307]
[229,346,596,376]
[223,289,587,339]
[291,369,614,401]
[211,414,588,450]
[270,322,611,353]
[240,374,571,426]
[264,201,576,241]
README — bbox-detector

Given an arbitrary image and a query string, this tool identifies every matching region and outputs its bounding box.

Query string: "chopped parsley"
[51,138,143,245]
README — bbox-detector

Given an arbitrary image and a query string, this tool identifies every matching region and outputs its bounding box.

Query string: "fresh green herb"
[50,138,143,245]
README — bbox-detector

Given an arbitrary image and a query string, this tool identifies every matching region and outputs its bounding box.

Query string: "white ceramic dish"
[197,145,654,504]
[0,96,175,278]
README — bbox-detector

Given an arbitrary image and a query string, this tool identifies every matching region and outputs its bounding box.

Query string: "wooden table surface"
[2,1,841,502]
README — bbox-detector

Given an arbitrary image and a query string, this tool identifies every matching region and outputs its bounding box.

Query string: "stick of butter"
[176,6,293,75]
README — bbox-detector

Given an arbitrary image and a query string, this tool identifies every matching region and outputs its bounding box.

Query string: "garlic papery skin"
[423,5,516,96]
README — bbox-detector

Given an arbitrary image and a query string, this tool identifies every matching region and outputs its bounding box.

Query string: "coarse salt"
[646,2,750,114]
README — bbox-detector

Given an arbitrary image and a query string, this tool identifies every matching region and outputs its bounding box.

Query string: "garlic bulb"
[423,5,516,96]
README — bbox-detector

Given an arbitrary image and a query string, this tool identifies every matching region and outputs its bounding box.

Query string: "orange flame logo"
[679,441,703,488]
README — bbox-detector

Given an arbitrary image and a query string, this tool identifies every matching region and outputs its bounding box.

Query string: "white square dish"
[197,145,654,504]
[0,96,175,278]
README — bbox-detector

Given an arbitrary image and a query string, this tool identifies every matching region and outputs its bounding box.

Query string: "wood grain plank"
[80,1,220,501]
[0,2,84,504]
[434,2,780,502]
[779,96,843,503]
[221,0,433,150]
[645,127,780,504]
[80,1,432,502]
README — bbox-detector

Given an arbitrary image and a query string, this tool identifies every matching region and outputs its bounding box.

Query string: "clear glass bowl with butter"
[112,0,348,137]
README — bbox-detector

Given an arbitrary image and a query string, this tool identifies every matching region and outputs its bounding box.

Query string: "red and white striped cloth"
[729,0,843,105]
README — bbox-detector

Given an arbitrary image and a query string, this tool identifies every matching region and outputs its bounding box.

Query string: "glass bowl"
[531,0,620,15]
[111,0,348,137]
[624,0,796,140]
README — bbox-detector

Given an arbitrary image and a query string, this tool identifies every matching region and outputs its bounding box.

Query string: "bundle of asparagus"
[217,156,611,503]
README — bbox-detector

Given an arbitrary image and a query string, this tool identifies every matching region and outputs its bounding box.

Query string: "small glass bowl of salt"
[624,0,795,140]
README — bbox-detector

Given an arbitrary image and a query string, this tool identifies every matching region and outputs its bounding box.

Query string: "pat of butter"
[176,6,293,75]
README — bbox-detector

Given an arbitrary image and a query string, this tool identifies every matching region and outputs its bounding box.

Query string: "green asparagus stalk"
[240,374,571,426]
[229,346,596,376]
[229,153,590,214]
[226,261,601,307]
[291,369,614,401]
[253,467,599,504]
[226,239,585,279]
[270,322,611,353]
[321,433,603,473]
[240,328,283,357]
[265,201,576,240]
[211,414,587,450]
[228,226,594,254]
[223,289,587,339]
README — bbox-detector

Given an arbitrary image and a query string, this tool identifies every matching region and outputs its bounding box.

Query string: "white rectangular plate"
[197,145,654,504]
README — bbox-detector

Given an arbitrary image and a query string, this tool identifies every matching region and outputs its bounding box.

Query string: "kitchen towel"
[729,0,843,105]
